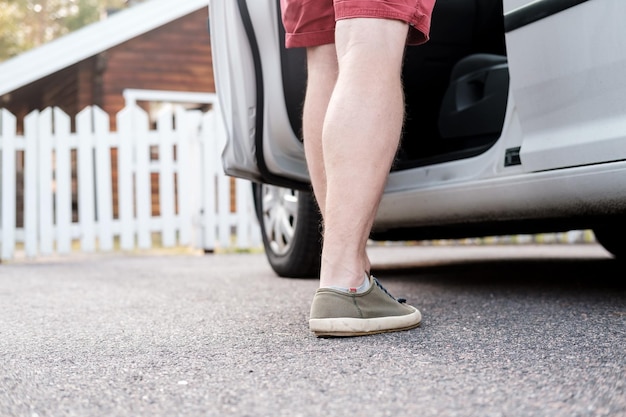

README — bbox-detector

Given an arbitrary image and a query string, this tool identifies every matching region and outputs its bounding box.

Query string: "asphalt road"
[1,244,624,417]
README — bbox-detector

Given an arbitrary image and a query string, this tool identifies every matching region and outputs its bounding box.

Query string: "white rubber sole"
[309,307,422,337]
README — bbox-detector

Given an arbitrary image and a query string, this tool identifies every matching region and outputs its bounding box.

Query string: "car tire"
[253,183,322,278]
[593,225,626,261]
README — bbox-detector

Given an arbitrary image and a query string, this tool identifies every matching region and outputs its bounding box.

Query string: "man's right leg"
[308,18,423,337]
[303,45,373,276]
[318,17,409,289]
[303,19,410,290]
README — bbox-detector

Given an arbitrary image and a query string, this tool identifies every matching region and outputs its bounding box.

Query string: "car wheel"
[253,183,322,278]
[593,225,626,261]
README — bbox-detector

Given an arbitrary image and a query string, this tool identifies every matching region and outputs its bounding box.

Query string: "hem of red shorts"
[336,4,432,46]
[284,7,432,48]
[285,22,430,48]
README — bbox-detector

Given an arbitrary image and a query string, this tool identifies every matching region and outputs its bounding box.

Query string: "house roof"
[0,0,211,97]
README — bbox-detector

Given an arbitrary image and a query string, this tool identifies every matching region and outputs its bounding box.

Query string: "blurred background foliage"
[0,0,147,62]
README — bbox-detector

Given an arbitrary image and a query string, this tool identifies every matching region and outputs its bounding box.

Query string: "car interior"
[278,0,509,170]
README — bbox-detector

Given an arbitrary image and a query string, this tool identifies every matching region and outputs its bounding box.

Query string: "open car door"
[209,0,311,190]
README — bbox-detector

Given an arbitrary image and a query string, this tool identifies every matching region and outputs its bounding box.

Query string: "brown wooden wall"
[2,8,214,131]
[101,8,214,130]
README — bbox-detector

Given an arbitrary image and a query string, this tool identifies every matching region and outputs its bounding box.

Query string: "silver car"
[209,0,626,277]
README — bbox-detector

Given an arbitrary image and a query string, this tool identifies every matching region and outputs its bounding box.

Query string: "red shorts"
[280,0,436,48]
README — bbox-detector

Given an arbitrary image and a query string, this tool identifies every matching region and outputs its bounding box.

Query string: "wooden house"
[0,0,214,131]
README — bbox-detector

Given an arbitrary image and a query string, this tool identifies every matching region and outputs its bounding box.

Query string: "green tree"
[0,2,23,59]
[0,0,127,62]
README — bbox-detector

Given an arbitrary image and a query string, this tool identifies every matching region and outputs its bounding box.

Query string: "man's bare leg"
[318,18,408,289]
[303,44,374,277]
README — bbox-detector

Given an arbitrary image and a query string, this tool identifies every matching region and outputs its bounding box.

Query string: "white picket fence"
[0,104,261,261]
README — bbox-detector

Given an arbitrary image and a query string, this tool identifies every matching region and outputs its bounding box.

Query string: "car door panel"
[504,0,626,172]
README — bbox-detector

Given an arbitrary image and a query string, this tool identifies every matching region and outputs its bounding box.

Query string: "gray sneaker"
[309,275,422,337]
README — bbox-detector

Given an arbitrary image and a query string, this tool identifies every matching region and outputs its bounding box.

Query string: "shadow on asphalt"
[372,257,625,291]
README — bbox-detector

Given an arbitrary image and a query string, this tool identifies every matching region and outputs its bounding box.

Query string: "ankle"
[324,273,370,293]
[319,266,366,288]
[319,253,366,286]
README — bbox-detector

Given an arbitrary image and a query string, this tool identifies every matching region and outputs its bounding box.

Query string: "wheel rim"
[261,185,299,256]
